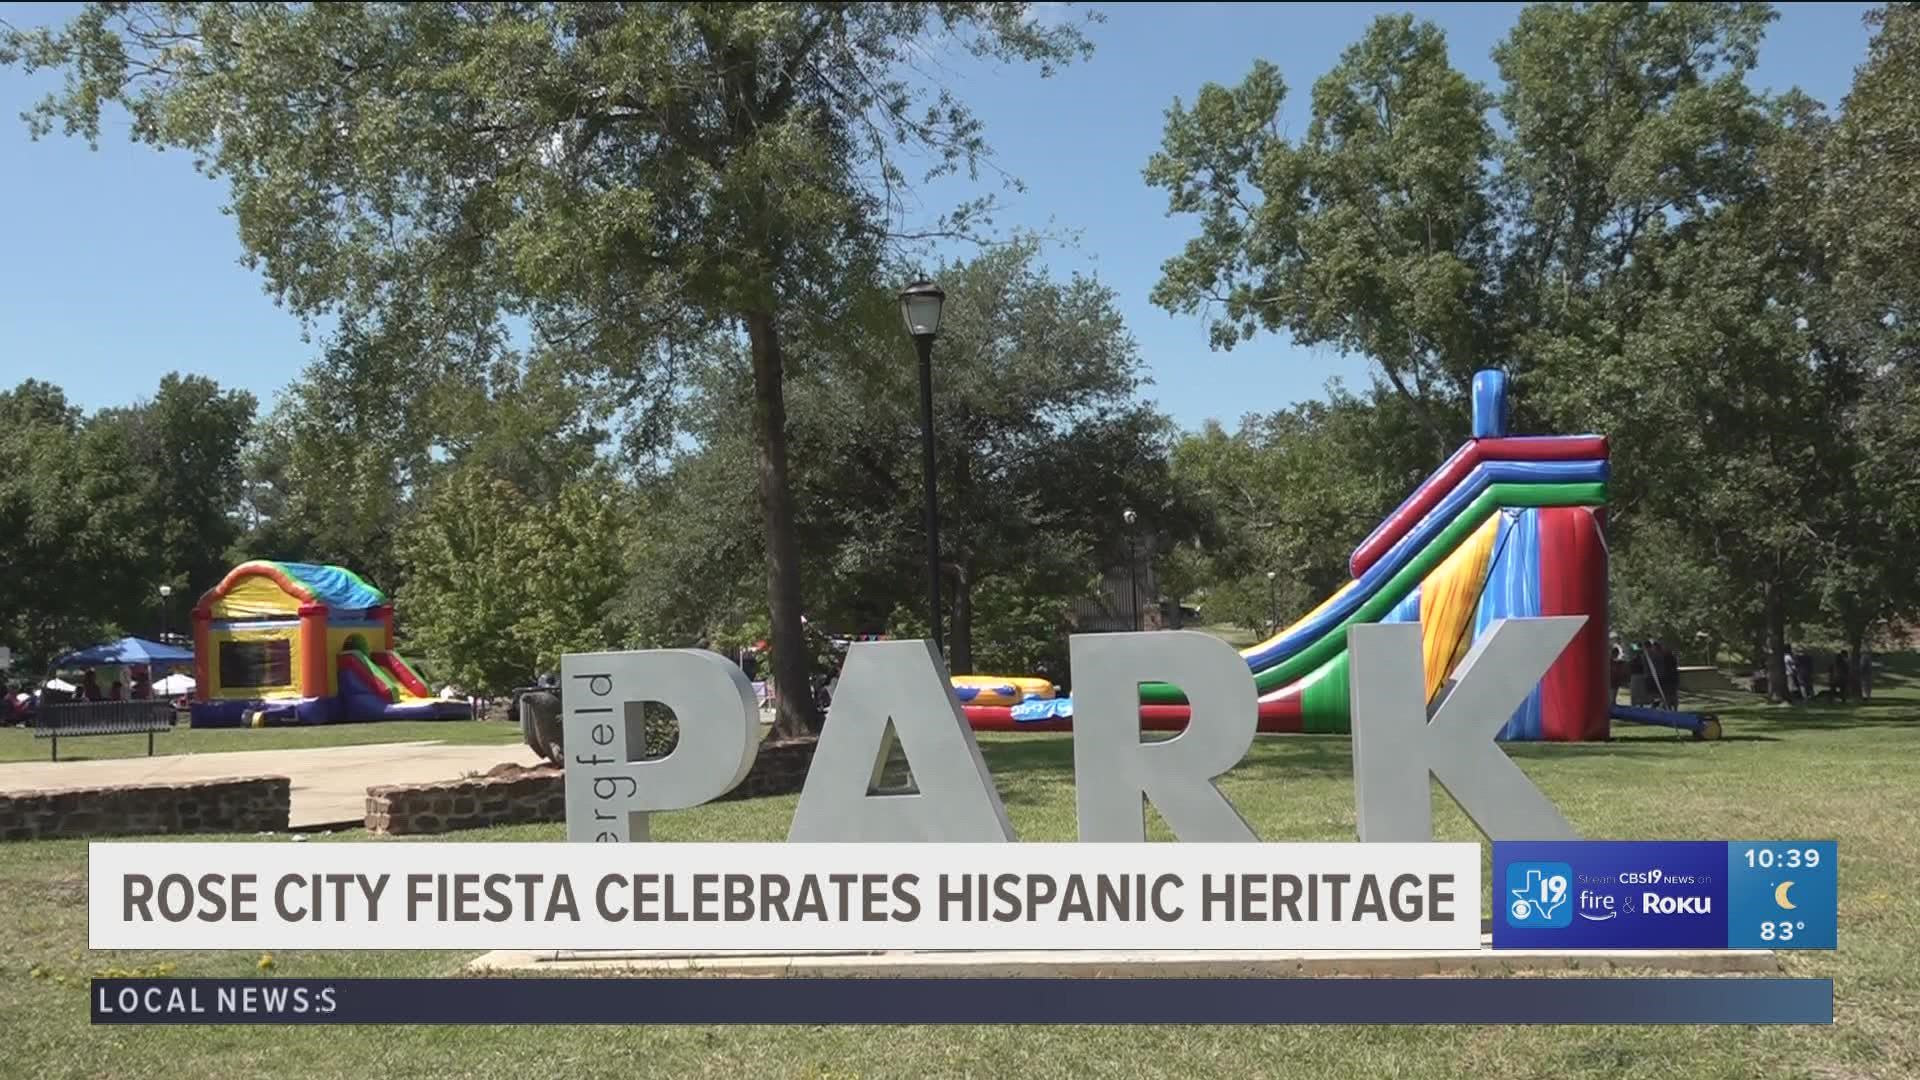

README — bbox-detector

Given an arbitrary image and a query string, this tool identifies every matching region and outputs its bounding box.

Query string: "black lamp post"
[158,584,173,642]
[1266,570,1277,634]
[900,280,947,654]
[1123,508,1139,631]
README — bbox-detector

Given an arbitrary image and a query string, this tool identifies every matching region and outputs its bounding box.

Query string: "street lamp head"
[898,280,945,340]
[1122,508,1137,526]
[1266,570,1277,581]
[158,585,173,598]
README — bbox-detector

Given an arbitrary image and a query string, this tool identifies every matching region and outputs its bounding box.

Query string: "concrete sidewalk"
[0,740,542,827]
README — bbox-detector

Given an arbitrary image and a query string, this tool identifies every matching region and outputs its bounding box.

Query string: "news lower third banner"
[89,977,1835,1025]
[88,841,1480,952]
[1492,840,1838,950]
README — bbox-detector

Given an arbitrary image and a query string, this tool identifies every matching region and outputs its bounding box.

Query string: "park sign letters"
[560,618,1584,845]
[87,621,1584,953]
[88,617,1840,956]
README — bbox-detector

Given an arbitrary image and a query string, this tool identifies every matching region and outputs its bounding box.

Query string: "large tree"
[1145,5,1890,700]
[237,322,605,598]
[94,373,257,604]
[5,2,1092,737]
[1144,15,1495,453]
[1816,4,1920,669]
[1812,367,1920,679]
[0,382,149,666]
[1166,383,1437,632]
[1831,3,1920,320]
[236,329,432,593]
[0,375,255,667]
[796,243,1183,673]
[626,243,1185,678]
[396,465,634,694]
[1145,4,1781,452]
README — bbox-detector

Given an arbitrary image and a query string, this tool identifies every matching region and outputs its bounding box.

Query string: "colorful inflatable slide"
[190,560,471,727]
[961,369,1620,742]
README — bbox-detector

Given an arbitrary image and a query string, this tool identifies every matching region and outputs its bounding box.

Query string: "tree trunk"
[949,562,973,675]
[1763,585,1788,704]
[1847,624,1868,700]
[1378,357,1453,459]
[746,311,817,738]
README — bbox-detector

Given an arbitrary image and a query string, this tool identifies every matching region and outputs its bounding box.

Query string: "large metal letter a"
[788,640,1015,842]
[1349,619,1581,842]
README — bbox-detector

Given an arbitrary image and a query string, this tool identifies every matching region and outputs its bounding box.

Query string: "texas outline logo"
[1506,862,1572,927]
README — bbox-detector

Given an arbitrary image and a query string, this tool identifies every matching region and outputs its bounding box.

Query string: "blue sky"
[0,2,1881,429]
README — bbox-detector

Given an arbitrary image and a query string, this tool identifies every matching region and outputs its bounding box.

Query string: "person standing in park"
[1860,651,1874,701]
[1641,640,1668,708]
[1783,645,1803,703]
[1830,651,1852,702]
[1655,640,1681,709]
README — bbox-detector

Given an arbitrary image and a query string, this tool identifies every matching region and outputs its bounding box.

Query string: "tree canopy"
[1146,2,1920,696]
[3,2,1916,708]
[0,375,254,669]
[5,1,1093,734]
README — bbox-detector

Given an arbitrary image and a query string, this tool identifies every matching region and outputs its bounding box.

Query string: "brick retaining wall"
[715,737,821,802]
[365,737,827,835]
[0,775,290,841]
[366,763,565,835]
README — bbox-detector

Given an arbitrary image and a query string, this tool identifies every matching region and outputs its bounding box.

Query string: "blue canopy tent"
[52,637,194,668]
[34,637,190,759]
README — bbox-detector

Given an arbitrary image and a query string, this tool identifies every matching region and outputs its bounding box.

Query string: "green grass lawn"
[4,674,1919,1078]
[0,718,523,764]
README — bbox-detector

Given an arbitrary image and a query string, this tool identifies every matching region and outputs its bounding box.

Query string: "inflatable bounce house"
[959,369,1716,742]
[189,561,470,727]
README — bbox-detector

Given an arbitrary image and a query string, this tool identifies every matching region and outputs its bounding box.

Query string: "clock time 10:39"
[1742,847,1820,870]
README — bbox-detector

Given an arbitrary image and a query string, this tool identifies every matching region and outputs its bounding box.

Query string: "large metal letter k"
[1348,619,1582,842]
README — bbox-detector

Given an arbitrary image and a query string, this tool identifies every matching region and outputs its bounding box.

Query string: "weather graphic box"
[1492,841,1836,951]
[1724,841,1837,949]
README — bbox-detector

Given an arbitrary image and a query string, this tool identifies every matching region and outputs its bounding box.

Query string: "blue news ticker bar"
[91,978,1833,1025]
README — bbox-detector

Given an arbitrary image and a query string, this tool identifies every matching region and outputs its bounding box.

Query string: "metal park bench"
[33,700,177,761]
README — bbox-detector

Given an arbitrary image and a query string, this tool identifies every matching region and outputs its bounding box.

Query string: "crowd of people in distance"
[1,665,188,726]
[1780,643,1873,703]
[1618,635,1879,709]
[50,667,163,702]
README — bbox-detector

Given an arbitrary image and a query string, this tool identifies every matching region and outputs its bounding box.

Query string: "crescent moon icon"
[1775,881,1797,909]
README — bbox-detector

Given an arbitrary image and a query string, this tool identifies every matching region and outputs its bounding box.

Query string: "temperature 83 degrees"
[1726,842,1836,950]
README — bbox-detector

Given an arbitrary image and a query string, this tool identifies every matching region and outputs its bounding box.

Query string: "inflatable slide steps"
[341,649,405,703]
[339,648,469,719]
[373,650,434,699]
